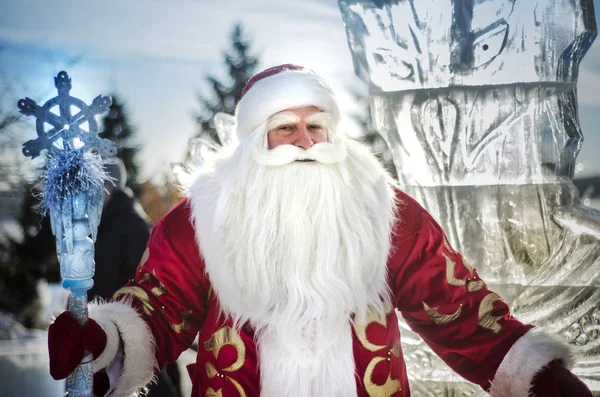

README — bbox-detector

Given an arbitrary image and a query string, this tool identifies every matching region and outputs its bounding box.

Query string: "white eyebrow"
[304,112,332,126]
[267,112,300,131]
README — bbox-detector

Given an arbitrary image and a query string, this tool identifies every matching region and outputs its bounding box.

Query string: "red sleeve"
[112,198,211,368]
[388,191,533,390]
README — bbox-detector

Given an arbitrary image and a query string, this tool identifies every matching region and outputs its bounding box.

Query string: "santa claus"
[48,64,592,396]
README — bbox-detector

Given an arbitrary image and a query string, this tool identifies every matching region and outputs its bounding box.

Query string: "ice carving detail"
[339,0,600,394]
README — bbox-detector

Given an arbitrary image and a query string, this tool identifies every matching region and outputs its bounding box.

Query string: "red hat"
[235,64,341,140]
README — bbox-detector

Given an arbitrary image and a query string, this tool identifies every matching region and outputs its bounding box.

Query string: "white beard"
[189,130,397,397]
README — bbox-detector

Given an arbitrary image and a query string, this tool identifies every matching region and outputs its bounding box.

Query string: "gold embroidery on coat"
[204,327,246,372]
[205,388,223,397]
[203,326,248,397]
[443,249,484,292]
[390,342,401,357]
[460,255,474,274]
[139,269,169,298]
[170,310,193,334]
[424,240,482,328]
[444,236,476,275]
[150,270,169,296]
[478,293,504,334]
[467,279,485,292]
[444,254,466,287]
[422,301,463,326]
[443,237,456,254]
[205,377,246,397]
[353,302,401,396]
[353,300,393,352]
[228,378,247,397]
[457,250,485,292]
[354,302,392,352]
[364,356,402,396]
[137,247,167,297]
[113,286,154,315]
[205,362,218,378]
[139,270,169,297]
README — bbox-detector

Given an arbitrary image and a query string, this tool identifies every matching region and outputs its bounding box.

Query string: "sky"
[1,0,600,182]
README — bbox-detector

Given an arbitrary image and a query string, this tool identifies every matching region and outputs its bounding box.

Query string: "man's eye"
[309,125,325,134]
[278,125,294,131]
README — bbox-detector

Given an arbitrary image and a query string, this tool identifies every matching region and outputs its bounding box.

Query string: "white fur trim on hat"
[235,70,340,140]
[89,299,158,397]
[488,328,573,396]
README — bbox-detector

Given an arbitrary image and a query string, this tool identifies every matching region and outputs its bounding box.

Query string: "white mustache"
[252,141,348,166]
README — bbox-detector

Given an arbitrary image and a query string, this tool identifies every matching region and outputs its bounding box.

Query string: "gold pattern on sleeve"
[422,302,463,326]
[205,388,223,397]
[467,279,485,292]
[228,378,247,397]
[205,362,219,378]
[353,301,401,396]
[203,326,247,397]
[113,286,155,315]
[422,239,487,326]
[390,342,401,357]
[478,293,504,334]
[444,254,466,287]
[204,327,246,372]
[139,269,169,297]
[443,250,484,292]
[443,237,457,255]
[364,357,402,397]
[170,310,193,334]
[444,237,474,273]
[150,270,169,296]
[353,300,393,352]
[460,254,474,274]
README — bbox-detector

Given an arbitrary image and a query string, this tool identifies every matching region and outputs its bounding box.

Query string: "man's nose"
[294,124,314,150]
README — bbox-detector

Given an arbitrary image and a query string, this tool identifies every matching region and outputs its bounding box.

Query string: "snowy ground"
[0,311,65,396]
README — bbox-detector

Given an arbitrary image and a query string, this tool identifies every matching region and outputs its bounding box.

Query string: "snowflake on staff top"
[18,71,117,251]
[18,71,116,159]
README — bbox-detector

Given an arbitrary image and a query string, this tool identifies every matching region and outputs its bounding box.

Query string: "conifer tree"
[99,95,141,190]
[195,23,259,144]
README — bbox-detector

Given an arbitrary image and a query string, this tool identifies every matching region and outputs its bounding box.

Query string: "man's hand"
[530,360,592,396]
[48,311,107,380]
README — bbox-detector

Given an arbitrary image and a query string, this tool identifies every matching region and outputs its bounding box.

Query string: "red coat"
[114,190,532,396]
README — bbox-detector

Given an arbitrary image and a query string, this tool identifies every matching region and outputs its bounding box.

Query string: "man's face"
[266,106,328,149]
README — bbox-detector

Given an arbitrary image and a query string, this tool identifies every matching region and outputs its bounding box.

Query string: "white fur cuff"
[89,299,158,397]
[488,328,573,397]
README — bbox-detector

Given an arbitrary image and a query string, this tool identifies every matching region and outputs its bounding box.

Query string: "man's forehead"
[270,111,301,122]
[269,106,326,121]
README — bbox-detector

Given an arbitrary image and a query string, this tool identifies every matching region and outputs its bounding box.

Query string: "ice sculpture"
[339,0,600,394]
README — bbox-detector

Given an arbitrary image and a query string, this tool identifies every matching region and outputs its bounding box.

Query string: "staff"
[19,71,115,396]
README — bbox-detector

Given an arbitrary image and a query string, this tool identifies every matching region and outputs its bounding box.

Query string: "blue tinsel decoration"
[38,149,111,251]
[39,149,109,215]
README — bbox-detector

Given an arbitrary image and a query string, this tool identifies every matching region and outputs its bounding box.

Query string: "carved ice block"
[340,0,600,393]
